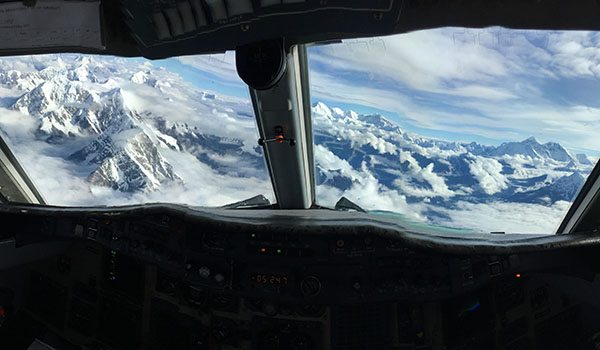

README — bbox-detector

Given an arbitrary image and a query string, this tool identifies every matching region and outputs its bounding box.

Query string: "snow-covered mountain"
[0,54,269,206]
[0,54,594,234]
[488,137,574,162]
[310,102,594,232]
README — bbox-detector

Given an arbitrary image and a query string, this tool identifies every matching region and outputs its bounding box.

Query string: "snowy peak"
[312,102,333,119]
[576,153,592,165]
[312,102,401,132]
[12,76,103,138]
[543,141,574,162]
[312,101,404,142]
[312,102,594,209]
[544,171,585,200]
[78,130,182,192]
[312,102,587,165]
[6,60,169,193]
[131,71,157,86]
[359,114,402,133]
[0,55,595,234]
[554,160,578,172]
[491,136,574,162]
[11,77,137,139]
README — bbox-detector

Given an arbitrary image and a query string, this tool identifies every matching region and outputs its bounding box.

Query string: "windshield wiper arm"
[221,195,272,209]
[334,196,366,213]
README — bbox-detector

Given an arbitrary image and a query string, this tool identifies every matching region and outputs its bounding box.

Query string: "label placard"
[0,0,103,50]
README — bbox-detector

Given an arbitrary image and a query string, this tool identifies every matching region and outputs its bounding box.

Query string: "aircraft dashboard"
[0,205,598,349]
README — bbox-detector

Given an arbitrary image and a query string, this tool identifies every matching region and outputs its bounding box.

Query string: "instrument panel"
[0,205,597,350]
[16,210,518,305]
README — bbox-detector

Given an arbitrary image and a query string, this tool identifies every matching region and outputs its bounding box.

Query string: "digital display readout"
[250,273,289,286]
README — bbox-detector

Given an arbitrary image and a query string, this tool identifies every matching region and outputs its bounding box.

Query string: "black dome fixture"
[236,38,287,90]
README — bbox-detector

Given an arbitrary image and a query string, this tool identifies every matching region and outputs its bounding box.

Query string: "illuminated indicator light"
[259,247,267,254]
[251,233,257,238]
[515,273,522,278]
[276,249,283,255]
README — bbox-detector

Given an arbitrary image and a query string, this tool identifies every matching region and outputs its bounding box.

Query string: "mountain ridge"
[0,55,593,233]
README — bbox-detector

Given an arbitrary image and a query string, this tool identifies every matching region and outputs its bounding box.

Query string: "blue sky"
[156,54,249,98]
[170,27,600,156]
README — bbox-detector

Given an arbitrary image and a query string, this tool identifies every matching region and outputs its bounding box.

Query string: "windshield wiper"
[221,195,272,209]
[223,195,364,211]
[334,197,366,213]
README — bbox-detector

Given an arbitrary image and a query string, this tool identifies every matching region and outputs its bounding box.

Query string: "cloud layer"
[308,28,600,153]
[0,26,597,236]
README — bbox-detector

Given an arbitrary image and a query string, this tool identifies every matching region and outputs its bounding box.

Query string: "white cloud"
[0,54,272,207]
[308,28,600,152]
[436,200,572,234]
[0,138,105,206]
[468,156,508,195]
[393,151,455,198]
[175,52,241,83]
[314,144,356,177]
[543,31,600,78]
[444,84,518,100]
[3,131,274,207]
[0,50,590,237]
[314,145,424,221]
[311,30,509,93]
[139,148,274,206]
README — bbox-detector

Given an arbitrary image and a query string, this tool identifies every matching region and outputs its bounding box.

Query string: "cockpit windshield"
[0,27,598,235]
[0,53,274,206]
[308,28,599,234]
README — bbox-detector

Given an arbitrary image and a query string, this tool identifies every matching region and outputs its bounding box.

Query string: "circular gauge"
[300,276,321,297]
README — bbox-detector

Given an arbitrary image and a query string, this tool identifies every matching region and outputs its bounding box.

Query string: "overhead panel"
[120,0,399,58]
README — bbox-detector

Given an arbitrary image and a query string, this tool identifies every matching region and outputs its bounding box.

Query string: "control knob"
[300,276,321,297]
